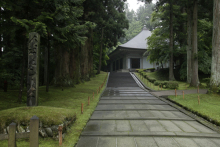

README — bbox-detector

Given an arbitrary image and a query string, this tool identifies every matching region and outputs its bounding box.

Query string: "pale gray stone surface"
[174,138,199,147]
[77,73,219,147]
[135,137,158,147]
[154,137,180,147]
[117,137,136,147]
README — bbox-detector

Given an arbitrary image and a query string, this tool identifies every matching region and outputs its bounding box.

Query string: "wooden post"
[175,89,177,97]
[30,115,39,147]
[8,122,16,147]
[161,85,162,90]
[58,126,63,146]
[198,95,200,105]
[97,89,98,95]
[93,92,94,100]
[81,103,83,114]
[197,86,199,93]
[88,96,90,105]
[183,91,184,99]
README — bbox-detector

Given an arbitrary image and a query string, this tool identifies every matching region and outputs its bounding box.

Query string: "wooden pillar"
[8,122,16,147]
[30,116,39,147]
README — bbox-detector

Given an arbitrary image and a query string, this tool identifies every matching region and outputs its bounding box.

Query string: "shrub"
[148,78,156,83]
[146,68,155,72]
[166,81,179,89]
[154,81,162,86]
[162,81,168,87]
[203,78,210,88]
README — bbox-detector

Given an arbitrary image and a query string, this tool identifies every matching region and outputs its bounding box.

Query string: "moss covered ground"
[169,93,220,125]
[0,71,108,146]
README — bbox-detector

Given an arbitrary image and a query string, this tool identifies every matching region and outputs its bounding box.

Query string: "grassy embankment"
[135,70,206,90]
[135,70,220,126]
[0,71,108,147]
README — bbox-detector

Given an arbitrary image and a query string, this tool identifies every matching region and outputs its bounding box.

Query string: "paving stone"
[171,111,192,119]
[161,111,177,118]
[172,121,199,133]
[130,120,149,132]
[174,138,199,147]
[185,121,217,133]
[84,121,101,132]
[127,111,140,118]
[115,111,128,118]
[117,137,136,147]
[150,111,166,118]
[154,137,180,147]
[76,137,98,147]
[193,138,219,147]
[144,120,166,132]
[138,111,154,118]
[159,120,183,132]
[210,139,220,146]
[135,137,158,147]
[116,120,131,132]
[100,120,115,132]
[97,137,116,147]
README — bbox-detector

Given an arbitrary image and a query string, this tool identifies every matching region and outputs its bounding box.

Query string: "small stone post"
[30,115,39,147]
[27,32,40,106]
[8,122,16,147]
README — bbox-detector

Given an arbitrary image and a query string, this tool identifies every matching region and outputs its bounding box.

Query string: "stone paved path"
[76,73,220,147]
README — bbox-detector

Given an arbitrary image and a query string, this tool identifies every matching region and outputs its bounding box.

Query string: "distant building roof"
[119,26,152,50]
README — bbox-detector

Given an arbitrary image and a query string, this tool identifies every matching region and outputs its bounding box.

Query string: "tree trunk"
[88,29,94,77]
[97,28,104,74]
[70,46,81,84]
[54,46,71,87]
[210,0,220,87]
[80,39,89,81]
[169,0,175,81]
[187,4,192,83]
[190,0,199,87]
[44,47,48,86]
[18,39,26,103]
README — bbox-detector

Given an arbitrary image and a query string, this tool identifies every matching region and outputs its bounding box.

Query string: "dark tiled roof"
[119,26,151,49]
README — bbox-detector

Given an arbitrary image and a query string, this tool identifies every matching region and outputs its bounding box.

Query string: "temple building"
[107,26,156,72]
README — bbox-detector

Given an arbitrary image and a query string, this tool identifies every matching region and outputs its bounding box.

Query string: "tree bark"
[18,39,26,103]
[190,0,199,87]
[169,0,175,81]
[187,3,192,83]
[210,0,220,87]
[44,46,48,86]
[97,28,104,74]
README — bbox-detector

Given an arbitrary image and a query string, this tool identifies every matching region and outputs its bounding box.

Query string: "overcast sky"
[126,0,157,12]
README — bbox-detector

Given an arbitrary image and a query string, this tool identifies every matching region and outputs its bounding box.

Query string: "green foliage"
[154,81,162,86]
[164,81,179,89]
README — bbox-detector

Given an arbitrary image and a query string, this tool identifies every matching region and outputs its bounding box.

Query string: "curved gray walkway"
[76,73,220,147]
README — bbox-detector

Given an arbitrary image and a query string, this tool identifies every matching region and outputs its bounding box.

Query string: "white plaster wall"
[143,57,154,69]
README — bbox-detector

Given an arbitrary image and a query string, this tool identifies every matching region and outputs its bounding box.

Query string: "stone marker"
[8,122,16,147]
[27,32,40,106]
[30,115,39,147]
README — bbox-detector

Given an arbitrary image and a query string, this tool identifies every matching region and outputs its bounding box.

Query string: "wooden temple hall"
[107,26,156,72]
